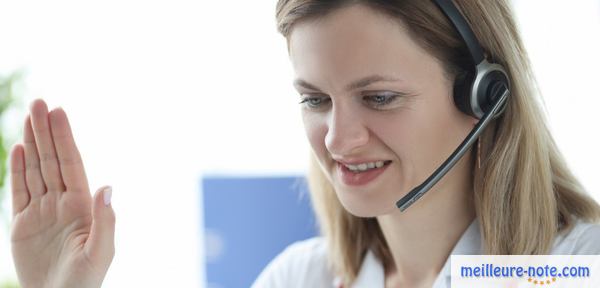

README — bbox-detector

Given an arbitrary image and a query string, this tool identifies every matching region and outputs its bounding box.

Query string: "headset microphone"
[396,0,511,211]
[396,87,508,211]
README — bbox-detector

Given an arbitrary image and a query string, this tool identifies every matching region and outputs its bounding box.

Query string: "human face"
[289,4,477,217]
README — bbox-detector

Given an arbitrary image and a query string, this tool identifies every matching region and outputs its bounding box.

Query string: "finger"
[10,144,30,216]
[23,115,47,197]
[30,99,65,192]
[87,186,115,269]
[48,107,89,192]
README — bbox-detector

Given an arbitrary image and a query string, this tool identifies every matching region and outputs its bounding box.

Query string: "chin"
[334,186,400,218]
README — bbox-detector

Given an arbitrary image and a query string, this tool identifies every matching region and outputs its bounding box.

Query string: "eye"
[299,94,330,110]
[363,92,400,108]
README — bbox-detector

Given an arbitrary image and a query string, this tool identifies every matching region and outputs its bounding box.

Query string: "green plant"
[0,280,19,288]
[0,71,23,288]
[0,71,22,208]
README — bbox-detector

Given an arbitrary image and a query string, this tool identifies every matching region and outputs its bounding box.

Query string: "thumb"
[87,185,116,267]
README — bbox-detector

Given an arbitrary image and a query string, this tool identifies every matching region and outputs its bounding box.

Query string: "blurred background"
[0,0,599,287]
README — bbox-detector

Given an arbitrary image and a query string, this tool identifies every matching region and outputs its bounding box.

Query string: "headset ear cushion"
[453,71,475,117]
[476,70,510,115]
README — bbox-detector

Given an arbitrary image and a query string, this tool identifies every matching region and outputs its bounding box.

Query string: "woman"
[7,1,600,288]
[252,0,600,287]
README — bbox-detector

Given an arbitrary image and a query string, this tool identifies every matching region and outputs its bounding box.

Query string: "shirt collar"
[344,218,481,288]
[434,217,482,287]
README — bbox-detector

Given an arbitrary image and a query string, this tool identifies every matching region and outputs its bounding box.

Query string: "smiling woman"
[4,1,600,288]
[251,0,600,287]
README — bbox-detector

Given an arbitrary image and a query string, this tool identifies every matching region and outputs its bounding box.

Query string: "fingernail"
[103,186,112,206]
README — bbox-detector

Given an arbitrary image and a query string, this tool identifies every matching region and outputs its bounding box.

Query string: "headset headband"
[433,0,485,65]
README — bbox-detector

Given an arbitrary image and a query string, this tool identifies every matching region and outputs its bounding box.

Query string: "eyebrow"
[293,74,402,92]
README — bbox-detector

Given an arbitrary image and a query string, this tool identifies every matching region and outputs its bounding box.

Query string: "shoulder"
[551,219,600,254]
[251,237,335,288]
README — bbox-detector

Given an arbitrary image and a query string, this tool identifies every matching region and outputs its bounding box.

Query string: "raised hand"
[10,99,115,288]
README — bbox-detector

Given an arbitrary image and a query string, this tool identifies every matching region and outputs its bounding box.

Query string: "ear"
[470,116,479,126]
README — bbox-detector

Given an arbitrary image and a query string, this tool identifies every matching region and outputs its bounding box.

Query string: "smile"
[337,160,392,186]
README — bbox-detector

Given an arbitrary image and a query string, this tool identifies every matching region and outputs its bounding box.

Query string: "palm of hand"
[10,99,114,288]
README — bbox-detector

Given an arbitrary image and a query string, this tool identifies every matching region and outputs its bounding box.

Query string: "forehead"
[288,4,437,87]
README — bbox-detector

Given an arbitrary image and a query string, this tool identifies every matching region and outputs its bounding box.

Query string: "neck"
[377,162,476,287]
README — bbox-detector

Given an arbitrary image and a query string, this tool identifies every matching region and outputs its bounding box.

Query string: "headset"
[396,0,511,211]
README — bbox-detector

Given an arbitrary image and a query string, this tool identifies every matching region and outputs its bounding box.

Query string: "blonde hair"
[276,0,600,285]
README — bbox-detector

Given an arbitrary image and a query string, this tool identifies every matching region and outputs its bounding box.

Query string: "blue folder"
[202,175,318,288]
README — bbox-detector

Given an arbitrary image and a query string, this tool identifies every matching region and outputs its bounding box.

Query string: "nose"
[324,105,370,157]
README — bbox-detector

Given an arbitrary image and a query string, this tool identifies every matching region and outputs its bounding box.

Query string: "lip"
[336,160,392,186]
[334,158,392,165]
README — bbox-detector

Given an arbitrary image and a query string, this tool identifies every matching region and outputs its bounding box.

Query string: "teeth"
[344,161,388,172]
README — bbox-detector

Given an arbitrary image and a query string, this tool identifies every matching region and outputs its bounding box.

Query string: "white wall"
[512,0,600,198]
[0,0,598,287]
[0,1,308,287]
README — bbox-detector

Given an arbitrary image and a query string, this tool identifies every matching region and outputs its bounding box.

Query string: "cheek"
[363,102,450,177]
[302,113,328,155]
[386,95,470,176]
[365,111,416,159]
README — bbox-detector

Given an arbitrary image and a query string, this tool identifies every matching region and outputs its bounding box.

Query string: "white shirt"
[251,218,600,288]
